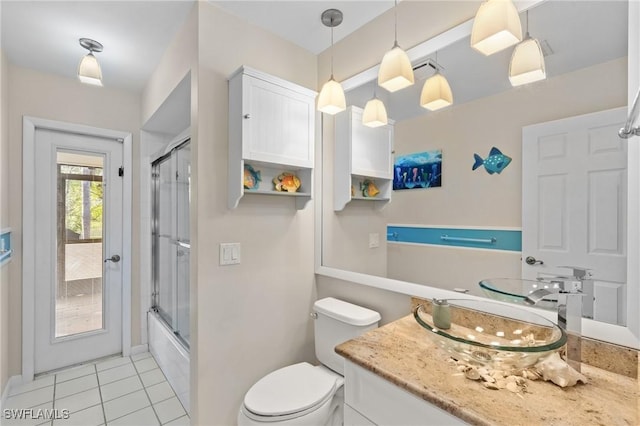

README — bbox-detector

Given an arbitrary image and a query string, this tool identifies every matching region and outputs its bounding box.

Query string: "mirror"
[322,1,630,328]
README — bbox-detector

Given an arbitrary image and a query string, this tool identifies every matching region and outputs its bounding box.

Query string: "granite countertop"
[336,315,639,426]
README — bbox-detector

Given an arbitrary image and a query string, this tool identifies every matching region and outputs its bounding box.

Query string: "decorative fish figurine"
[273,172,301,192]
[360,179,380,197]
[243,164,261,189]
[472,147,512,174]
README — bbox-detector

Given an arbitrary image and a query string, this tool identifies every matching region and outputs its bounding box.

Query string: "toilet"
[238,297,381,425]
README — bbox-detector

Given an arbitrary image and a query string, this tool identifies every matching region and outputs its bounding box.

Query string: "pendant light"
[509,10,546,87]
[378,0,414,92]
[363,82,388,128]
[420,55,453,111]
[317,9,346,115]
[470,0,522,56]
[78,38,104,86]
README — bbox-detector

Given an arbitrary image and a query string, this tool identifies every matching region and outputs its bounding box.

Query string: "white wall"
[0,46,10,393]
[6,65,141,378]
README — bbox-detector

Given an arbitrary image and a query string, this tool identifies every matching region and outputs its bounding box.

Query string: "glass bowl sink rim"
[413,299,567,353]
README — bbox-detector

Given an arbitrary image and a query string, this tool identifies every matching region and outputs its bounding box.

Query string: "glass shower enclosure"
[152,140,190,348]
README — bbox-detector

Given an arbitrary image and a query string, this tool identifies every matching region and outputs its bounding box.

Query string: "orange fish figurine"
[273,172,301,192]
[361,179,379,197]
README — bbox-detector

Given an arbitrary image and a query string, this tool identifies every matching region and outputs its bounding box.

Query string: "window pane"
[56,151,105,338]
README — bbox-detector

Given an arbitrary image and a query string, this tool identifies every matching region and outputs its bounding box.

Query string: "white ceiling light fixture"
[78,38,104,86]
[470,0,522,56]
[509,10,546,87]
[420,58,453,112]
[363,83,388,128]
[378,0,414,92]
[317,9,346,115]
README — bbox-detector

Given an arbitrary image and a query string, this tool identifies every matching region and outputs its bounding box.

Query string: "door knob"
[104,254,121,263]
[525,256,543,265]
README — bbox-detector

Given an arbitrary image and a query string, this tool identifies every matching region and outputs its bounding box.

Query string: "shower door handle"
[104,254,121,263]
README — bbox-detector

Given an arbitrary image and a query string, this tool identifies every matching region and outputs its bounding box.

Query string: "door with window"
[34,128,123,373]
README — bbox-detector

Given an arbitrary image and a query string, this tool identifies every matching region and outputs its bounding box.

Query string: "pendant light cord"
[525,10,530,38]
[394,0,398,45]
[331,23,334,78]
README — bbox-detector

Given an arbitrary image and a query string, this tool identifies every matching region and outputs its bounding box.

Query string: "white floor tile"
[139,369,165,388]
[145,382,174,404]
[5,386,55,409]
[100,376,143,402]
[52,404,104,426]
[1,402,53,426]
[97,364,137,386]
[103,389,150,422]
[54,387,101,414]
[163,415,189,426]
[55,375,98,399]
[95,357,132,372]
[107,407,159,426]
[133,357,158,374]
[152,397,185,425]
[8,376,55,397]
[56,365,97,384]
[130,352,152,362]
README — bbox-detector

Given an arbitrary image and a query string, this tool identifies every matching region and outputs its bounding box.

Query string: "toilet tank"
[313,298,381,375]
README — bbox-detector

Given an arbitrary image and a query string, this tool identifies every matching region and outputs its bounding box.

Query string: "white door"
[34,128,123,373]
[522,107,627,325]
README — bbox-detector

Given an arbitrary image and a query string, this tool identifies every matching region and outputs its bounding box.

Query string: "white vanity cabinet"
[334,106,394,211]
[228,66,316,209]
[343,361,468,426]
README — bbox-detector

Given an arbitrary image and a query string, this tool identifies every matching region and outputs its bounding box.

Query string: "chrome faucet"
[524,267,592,372]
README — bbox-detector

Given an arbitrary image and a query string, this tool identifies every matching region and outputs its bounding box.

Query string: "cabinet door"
[242,75,314,167]
[350,108,393,179]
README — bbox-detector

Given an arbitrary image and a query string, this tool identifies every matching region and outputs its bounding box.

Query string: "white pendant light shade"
[363,97,388,128]
[471,0,522,56]
[509,37,546,87]
[378,43,414,92]
[78,53,103,86]
[420,72,453,111]
[317,78,346,115]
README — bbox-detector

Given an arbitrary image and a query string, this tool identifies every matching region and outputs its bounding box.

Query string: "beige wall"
[192,3,318,424]
[1,47,10,392]
[6,65,141,377]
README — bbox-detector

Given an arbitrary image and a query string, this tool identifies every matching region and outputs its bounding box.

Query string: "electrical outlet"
[369,233,380,248]
[220,243,241,265]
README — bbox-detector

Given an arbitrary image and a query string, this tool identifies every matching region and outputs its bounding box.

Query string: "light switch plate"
[220,242,241,265]
[369,233,380,249]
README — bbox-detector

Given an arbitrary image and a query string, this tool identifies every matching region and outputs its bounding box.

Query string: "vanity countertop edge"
[335,314,639,426]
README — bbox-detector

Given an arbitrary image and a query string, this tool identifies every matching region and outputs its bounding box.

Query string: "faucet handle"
[558,266,592,280]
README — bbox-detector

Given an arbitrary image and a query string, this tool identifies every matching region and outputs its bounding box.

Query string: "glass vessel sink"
[479,278,560,310]
[413,299,566,368]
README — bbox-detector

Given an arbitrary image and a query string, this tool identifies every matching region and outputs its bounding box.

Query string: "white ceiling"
[211,1,394,55]
[0,0,393,92]
[1,1,196,92]
[0,0,628,101]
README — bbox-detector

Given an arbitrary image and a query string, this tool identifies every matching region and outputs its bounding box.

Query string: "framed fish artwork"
[393,149,442,190]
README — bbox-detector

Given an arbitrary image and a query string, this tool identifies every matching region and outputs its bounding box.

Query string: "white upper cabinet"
[334,106,394,211]
[228,66,316,209]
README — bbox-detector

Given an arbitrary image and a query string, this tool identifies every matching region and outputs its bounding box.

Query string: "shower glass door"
[152,140,190,348]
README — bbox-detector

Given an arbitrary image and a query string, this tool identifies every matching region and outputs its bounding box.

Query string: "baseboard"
[130,344,149,356]
[1,375,23,411]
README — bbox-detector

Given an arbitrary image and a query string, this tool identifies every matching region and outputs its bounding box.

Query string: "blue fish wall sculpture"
[472,147,512,174]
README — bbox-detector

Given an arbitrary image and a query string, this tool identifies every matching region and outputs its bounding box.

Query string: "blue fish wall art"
[472,147,512,175]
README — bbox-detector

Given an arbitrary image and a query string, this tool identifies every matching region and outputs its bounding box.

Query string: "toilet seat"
[242,362,340,422]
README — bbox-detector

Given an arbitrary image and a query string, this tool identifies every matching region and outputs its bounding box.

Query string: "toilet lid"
[244,362,338,417]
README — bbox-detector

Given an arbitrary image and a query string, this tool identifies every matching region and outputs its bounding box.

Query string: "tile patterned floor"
[1,352,189,426]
